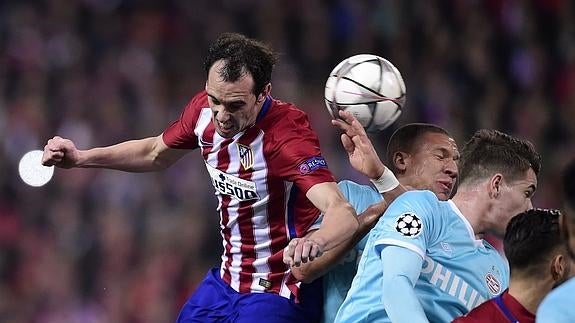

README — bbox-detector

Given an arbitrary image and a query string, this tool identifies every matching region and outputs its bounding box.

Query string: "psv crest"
[485,273,501,295]
[237,143,254,170]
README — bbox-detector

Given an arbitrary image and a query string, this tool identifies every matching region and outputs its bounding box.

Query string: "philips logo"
[421,257,486,310]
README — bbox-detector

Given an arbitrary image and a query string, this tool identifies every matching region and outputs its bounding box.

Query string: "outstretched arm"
[42,134,188,172]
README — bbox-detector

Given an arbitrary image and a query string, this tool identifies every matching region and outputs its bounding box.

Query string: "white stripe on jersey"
[280,270,297,299]
[283,181,295,239]
[219,137,243,292]
[194,108,213,146]
[247,131,274,292]
[279,180,295,298]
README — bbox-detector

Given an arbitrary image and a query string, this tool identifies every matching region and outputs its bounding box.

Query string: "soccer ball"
[324,54,406,132]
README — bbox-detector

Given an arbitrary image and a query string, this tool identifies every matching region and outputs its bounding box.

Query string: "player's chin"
[216,126,238,138]
[434,189,451,201]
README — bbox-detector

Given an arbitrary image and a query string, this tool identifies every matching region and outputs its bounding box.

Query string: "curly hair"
[204,33,279,96]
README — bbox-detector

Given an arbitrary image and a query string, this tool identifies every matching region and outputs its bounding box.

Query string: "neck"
[508,277,550,314]
[451,189,488,238]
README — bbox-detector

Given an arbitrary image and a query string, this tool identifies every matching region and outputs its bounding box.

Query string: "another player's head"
[561,159,575,262]
[504,208,573,289]
[386,123,458,200]
[203,33,279,138]
[457,129,541,236]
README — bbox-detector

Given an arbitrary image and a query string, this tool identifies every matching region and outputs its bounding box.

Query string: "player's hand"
[331,110,386,179]
[283,237,325,267]
[42,136,80,169]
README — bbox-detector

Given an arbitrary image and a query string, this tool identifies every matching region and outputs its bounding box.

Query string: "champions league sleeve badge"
[395,213,423,237]
[298,156,328,175]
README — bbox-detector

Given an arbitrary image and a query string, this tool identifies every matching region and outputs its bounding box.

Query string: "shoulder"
[392,190,441,209]
[538,278,575,317]
[178,91,209,120]
[452,300,498,323]
[185,91,209,109]
[261,98,312,132]
[382,190,445,232]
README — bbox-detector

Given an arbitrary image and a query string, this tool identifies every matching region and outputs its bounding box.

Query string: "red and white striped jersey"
[163,91,335,299]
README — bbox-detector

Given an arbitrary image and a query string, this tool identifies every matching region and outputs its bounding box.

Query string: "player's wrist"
[370,167,399,194]
[368,163,387,180]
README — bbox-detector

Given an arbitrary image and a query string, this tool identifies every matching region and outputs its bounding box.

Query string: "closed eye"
[525,185,536,198]
[209,96,221,105]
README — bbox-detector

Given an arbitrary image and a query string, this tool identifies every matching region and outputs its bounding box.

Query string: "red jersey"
[163,91,335,299]
[452,290,535,323]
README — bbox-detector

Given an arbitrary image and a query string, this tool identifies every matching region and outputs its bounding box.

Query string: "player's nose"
[444,159,458,178]
[214,109,231,123]
[526,199,533,210]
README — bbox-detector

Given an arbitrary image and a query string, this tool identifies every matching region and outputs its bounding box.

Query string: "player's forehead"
[206,60,255,102]
[415,132,459,156]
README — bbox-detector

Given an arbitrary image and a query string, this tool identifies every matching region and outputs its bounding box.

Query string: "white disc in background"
[18,150,54,187]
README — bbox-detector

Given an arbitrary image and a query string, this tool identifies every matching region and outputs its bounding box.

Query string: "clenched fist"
[42,136,80,169]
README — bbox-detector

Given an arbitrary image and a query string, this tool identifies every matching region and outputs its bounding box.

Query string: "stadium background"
[0,0,574,322]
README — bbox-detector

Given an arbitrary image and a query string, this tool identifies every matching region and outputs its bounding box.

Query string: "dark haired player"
[42,33,358,322]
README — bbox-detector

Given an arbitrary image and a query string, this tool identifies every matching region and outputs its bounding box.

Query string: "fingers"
[341,134,354,154]
[332,110,367,138]
[42,136,70,166]
[331,118,351,132]
[42,149,64,166]
[283,239,298,267]
[283,238,324,267]
[339,110,367,133]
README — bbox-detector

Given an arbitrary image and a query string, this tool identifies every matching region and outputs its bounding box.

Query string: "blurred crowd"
[0,0,574,322]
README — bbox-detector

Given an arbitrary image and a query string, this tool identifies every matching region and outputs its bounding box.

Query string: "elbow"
[148,137,173,171]
[151,155,171,170]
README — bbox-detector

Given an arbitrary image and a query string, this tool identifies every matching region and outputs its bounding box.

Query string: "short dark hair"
[204,33,279,96]
[563,160,575,220]
[458,129,541,186]
[504,208,562,276]
[386,123,451,174]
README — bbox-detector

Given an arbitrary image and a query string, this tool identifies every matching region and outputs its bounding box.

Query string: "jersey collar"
[256,96,272,122]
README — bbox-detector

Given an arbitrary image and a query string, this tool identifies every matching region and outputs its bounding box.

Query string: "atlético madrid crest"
[237,143,254,170]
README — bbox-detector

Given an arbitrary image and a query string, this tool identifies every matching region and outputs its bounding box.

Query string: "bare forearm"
[312,203,358,252]
[77,137,171,172]
[292,220,372,283]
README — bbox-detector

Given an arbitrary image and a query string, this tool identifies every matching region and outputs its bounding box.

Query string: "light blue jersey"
[319,180,382,323]
[335,190,509,323]
[536,277,575,322]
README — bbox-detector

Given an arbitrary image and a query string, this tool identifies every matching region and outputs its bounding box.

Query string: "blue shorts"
[176,268,322,323]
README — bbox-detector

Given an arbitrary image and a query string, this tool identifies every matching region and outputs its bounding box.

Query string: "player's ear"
[489,174,503,199]
[393,151,409,173]
[257,83,272,102]
[550,254,569,286]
